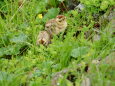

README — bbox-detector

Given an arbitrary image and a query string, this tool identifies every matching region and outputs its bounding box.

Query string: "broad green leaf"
[0,72,13,81]
[0,71,21,86]
[0,44,23,57]
[35,1,47,13]
[100,1,109,10]
[10,33,28,43]
[71,47,89,58]
[47,0,57,7]
[66,79,73,86]
[43,8,60,22]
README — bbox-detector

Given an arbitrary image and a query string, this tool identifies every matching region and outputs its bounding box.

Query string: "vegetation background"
[0,0,115,86]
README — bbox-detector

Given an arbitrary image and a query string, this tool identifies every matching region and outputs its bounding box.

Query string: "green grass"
[0,0,115,86]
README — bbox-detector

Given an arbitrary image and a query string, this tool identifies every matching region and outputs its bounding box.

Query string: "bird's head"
[56,15,66,22]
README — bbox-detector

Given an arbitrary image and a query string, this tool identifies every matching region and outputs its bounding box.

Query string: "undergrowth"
[0,0,115,86]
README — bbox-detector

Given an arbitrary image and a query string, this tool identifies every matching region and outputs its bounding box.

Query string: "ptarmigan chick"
[45,15,67,36]
[36,31,51,46]
[37,15,67,46]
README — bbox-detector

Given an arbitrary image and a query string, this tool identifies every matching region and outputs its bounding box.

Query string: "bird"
[36,30,51,46]
[45,15,67,36]
[36,15,67,46]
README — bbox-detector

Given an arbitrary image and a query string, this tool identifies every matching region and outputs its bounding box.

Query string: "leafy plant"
[71,46,89,58]
[0,0,114,85]
[0,32,28,57]
[43,8,60,22]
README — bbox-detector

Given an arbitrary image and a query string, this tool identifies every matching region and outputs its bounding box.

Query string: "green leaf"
[10,33,28,43]
[100,1,109,10]
[66,79,73,86]
[43,8,60,22]
[71,47,89,58]
[47,0,57,7]
[35,1,47,13]
[0,44,23,57]
[0,72,12,81]
[0,71,21,86]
